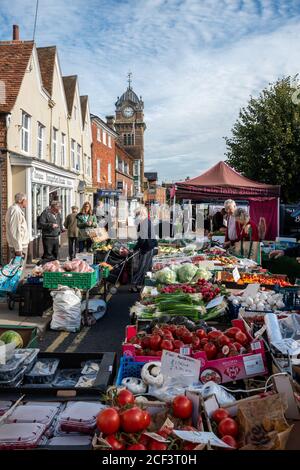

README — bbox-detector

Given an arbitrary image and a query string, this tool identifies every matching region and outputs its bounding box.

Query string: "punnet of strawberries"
[160,279,221,302]
[128,323,250,359]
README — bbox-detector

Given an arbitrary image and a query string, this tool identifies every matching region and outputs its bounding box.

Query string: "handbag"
[0,256,24,295]
[232,226,261,264]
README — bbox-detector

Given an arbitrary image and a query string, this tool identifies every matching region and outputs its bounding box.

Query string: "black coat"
[38,209,63,238]
[135,219,158,254]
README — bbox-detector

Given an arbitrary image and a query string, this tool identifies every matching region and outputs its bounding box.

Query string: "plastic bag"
[50,287,82,333]
[81,299,106,321]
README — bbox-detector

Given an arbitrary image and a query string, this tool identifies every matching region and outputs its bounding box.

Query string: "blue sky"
[1,0,300,182]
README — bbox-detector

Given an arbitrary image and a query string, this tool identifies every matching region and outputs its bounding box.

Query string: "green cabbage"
[176,263,198,283]
[193,267,212,281]
[154,267,177,284]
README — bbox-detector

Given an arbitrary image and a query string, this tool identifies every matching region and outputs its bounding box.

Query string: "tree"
[225,76,300,203]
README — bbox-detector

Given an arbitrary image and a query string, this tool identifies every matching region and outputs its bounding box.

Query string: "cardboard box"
[0,325,38,348]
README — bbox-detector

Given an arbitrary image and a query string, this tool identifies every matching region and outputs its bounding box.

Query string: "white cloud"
[1,0,300,181]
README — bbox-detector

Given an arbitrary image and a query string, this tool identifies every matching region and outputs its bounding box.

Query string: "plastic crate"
[273,285,300,310]
[116,357,146,386]
[43,266,99,290]
[25,277,43,285]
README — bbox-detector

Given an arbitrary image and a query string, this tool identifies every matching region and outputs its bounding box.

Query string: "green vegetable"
[0,330,23,348]
[176,264,198,283]
[154,267,177,285]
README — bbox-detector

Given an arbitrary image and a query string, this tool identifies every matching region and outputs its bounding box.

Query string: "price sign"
[232,267,240,282]
[161,350,201,383]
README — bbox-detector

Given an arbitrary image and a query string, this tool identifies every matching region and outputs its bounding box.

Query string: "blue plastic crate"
[116,357,146,386]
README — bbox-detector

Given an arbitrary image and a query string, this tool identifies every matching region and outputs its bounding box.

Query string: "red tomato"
[221,435,238,449]
[207,330,222,341]
[200,338,209,347]
[233,342,243,353]
[182,332,194,344]
[217,334,232,347]
[121,407,147,433]
[127,444,146,450]
[149,334,162,351]
[148,440,168,451]
[117,389,135,407]
[142,410,151,429]
[160,339,174,351]
[235,331,248,346]
[163,331,174,341]
[96,408,120,435]
[225,327,241,338]
[203,342,218,360]
[183,442,197,450]
[212,408,230,423]
[141,336,151,349]
[172,395,193,419]
[173,340,185,349]
[192,337,201,349]
[196,329,207,340]
[218,418,239,438]
[138,434,150,447]
[105,434,125,450]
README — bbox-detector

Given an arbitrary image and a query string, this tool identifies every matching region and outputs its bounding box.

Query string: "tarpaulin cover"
[249,198,278,241]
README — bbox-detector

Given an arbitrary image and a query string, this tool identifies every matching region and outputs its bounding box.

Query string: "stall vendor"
[224,199,240,247]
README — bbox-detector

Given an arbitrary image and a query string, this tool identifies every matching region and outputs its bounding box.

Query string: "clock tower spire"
[114,76,146,198]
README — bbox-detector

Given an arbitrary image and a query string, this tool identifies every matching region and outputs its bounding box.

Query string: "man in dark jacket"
[64,206,79,260]
[270,245,300,262]
[38,200,64,261]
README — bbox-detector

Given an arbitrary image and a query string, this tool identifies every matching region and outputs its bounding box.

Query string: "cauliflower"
[176,263,198,283]
[154,267,177,284]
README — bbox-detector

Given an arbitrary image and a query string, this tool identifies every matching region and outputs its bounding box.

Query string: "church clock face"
[122,106,134,118]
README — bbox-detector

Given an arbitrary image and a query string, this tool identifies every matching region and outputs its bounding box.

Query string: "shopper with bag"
[5,192,29,261]
[38,200,64,261]
[76,202,97,253]
[64,206,79,260]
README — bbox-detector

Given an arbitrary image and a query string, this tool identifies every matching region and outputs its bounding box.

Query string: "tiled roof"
[0,41,34,113]
[62,75,77,115]
[36,46,56,95]
[80,95,88,126]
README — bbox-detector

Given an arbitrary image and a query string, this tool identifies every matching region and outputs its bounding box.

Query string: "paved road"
[38,287,139,356]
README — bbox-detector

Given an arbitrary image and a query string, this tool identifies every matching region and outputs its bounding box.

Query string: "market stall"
[174,161,281,240]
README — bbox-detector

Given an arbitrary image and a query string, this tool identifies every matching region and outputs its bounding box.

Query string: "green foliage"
[225,76,300,202]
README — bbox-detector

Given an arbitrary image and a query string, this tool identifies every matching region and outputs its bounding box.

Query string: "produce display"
[228,289,286,311]
[31,259,94,276]
[154,263,212,285]
[217,271,292,287]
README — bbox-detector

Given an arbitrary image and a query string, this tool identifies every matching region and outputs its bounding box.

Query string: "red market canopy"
[175,161,280,200]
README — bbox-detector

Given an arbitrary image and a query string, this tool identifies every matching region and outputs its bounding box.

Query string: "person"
[234,207,259,241]
[212,208,226,232]
[64,206,79,260]
[5,192,29,261]
[130,206,157,293]
[77,202,97,252]
[94,199,106,227]
[38,200,64,261]
[224,199,240,247]
[269,245,300,263]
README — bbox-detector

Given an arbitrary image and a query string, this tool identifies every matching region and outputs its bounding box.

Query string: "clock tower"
[114,74,146,197]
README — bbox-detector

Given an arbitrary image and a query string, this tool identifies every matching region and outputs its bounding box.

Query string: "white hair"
[224,199,236,210]
[14,192,26,203]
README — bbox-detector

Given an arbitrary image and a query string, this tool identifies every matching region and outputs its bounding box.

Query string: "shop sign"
[32,169,74,188]
[97,190,122,197]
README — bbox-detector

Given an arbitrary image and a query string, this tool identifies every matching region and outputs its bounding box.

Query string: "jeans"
[78,239,92,253]
[68,237,78,260]
[42,237,59,260]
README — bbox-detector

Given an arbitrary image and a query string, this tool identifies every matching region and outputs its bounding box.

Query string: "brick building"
[115,143,134,198]
[90,114,119,204]
[144,172,166,205]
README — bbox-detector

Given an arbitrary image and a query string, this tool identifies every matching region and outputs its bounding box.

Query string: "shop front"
[10,156,77,260]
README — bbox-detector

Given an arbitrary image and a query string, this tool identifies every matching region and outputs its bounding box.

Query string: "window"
[123,133,134,146]
[108,163,112,184]
[87,155,91,177]
[37,122,44,159]
[118,157,122,172]
[71,139,76,169]
[124,162,129,175]
[116,156,119,170]
[134,160,140,176]
[103,130,107,146]
[61,133,66,166]
[52,127,58,163]
[74,105,77,120]
[21,111,30,153]
[97,160,101,183]
[77,144,81,171]
[97,128,101,142]
[108,135,112,148]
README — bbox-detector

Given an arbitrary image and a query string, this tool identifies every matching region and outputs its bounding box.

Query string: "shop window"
[37,122,44,159]
[21,111,30,153]
[61,133,66,166]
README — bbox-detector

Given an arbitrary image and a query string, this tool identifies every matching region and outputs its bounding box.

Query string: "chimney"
[13,25,20,41]
[106,115,115,130]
